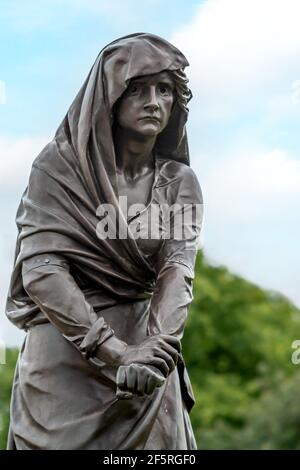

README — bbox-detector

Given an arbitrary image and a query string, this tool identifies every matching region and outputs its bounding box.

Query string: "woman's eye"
[129,84,139,94]
[159,85,170,95]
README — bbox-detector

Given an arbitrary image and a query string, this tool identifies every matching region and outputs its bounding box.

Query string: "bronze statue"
[5,33,203,450]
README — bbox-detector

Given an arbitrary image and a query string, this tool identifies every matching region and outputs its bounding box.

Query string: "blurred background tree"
[1,251,299,449]
[0,348,18,449]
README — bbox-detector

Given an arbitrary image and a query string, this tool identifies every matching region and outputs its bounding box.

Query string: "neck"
[114,126,156,179]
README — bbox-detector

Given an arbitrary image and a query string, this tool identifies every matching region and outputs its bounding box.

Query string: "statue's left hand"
[116,363,165,399]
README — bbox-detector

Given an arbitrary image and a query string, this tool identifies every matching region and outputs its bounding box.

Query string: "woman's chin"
[137,126,162,138]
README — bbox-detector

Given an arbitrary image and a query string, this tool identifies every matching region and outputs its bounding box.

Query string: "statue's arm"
[21,255,116,362]
[147,166,203,342]
[117,167,203,397]
[21,257,179,389]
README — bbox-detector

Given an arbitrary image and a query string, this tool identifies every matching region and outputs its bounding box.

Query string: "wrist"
[95,334,127,366]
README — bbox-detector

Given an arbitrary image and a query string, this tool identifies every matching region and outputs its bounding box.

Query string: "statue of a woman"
[5,33,203,450]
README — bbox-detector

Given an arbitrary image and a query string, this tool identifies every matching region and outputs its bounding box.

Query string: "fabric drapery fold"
[5,33,203,450]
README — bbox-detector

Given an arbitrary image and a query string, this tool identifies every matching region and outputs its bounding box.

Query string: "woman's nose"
[144,86,159,111]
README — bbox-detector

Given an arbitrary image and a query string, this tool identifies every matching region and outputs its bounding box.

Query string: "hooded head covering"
[6,33,192,329]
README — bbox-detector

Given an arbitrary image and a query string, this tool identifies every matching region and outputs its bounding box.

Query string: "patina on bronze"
[6,33,203,450]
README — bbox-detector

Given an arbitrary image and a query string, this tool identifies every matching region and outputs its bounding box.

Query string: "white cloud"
[201,147,300,222]
[169,1,300,307]
[170,0,300,119]
[192,146,300,308]
[0,135,50,192]
[0,135,51,347]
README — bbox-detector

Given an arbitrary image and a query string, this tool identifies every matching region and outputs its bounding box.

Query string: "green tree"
[0,348,19,449]
[183,251,300,448]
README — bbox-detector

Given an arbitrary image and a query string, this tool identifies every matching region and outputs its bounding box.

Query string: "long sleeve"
[147,166,203,341]
[147,252,195,340]
[22,254,115,361]
[144,165,203,411]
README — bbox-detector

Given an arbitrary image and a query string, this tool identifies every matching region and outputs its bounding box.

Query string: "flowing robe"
[5,33,203,450]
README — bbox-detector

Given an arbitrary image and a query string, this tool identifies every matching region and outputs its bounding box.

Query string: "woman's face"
[114,71,175,138]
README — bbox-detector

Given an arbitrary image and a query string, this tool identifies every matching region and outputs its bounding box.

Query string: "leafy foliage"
[183,251,300,448]
[0,348,19,449]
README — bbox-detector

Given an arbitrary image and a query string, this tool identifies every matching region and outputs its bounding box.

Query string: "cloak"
[6,33,203,450]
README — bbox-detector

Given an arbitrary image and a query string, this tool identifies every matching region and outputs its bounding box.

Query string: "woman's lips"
[139,116,161,123]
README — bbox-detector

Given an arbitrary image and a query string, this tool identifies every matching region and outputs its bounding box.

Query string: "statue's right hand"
[116,364,165,399]
[119,334,181,377]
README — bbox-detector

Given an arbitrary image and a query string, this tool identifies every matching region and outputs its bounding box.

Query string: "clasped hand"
[116,334,181,398]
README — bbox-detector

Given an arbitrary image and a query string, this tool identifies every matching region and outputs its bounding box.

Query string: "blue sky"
[1,0,300,346]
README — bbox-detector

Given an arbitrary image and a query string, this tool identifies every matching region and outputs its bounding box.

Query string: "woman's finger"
[149,357,170,377]
[126,365,138,393]
[135,365,164,395]
[116,365,127,390]
[146,368,165,394]
[158,342,180,363]
[153,348,176,372]
[135,366,148,396]
[116,366,134,399]
[158,335,182,353]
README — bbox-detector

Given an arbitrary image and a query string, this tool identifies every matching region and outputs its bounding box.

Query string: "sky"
[0,0,300,346]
